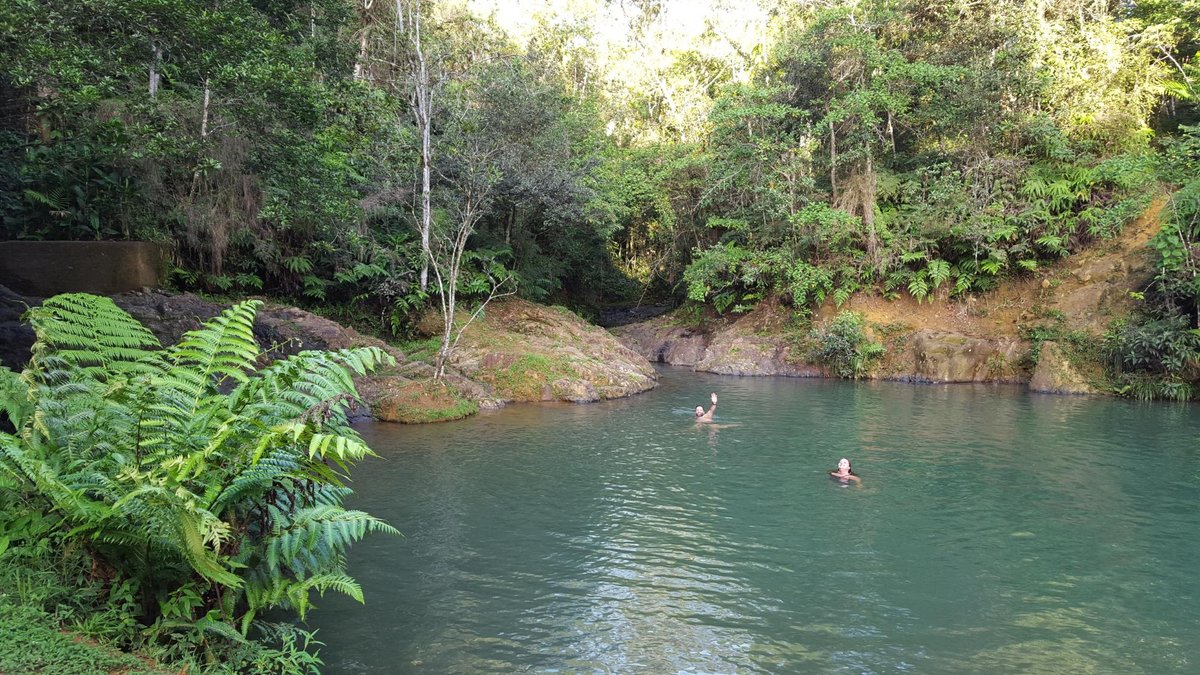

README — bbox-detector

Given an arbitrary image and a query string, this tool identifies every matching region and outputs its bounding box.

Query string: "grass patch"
[480,353,576,400]
[0,598,167,675]
[376,379,479,423]
[397,335,441,364]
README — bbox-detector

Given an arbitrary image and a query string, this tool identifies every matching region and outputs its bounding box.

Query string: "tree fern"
[1,293,397,658]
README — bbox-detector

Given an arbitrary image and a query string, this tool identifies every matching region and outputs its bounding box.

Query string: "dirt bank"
[614,198,1166,393]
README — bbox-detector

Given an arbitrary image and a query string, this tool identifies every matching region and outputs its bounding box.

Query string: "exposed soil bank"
[614,199,1166,395]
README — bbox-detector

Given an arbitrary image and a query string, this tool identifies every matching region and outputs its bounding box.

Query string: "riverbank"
[0,288,657,423]
[0,197,1169,424]
[612,199,1166,395]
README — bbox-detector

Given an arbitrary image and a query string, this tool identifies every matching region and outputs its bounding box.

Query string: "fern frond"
[111,484,241,588]
[165,299,262,398]
[255,504,394,582]
[194,613,248,643]
[209,450,299,513]
[26,294,160,379]
[307,433,376,463]
[233,347,393,420]
[0,434,109,524]
[0,367,31,429]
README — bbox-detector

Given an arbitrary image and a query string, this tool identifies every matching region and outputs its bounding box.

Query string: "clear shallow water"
[312,368,1200,673]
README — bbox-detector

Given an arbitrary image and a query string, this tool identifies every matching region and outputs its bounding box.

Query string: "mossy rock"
[367,378,480,423]
[1029,340,1102,395]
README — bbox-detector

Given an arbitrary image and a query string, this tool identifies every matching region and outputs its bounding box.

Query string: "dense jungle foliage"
[1,0,1199,668]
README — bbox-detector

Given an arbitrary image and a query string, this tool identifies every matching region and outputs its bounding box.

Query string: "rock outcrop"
[114,291,405,360]
[614,309,1024,384]
[614,319,709,366]
[0,285,36,371]
[882,330,1027,383]
[446,299,657,403]
[1028,341,1098,395]
[114,291,435,421]
[1,289,655,422]
[695,330,824,377]
[614,301,824,377]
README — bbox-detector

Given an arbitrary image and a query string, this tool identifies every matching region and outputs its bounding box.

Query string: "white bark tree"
[429,131,514,379]
[399,0,434,292]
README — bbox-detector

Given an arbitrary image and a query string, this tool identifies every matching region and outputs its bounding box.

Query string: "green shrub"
[683,241,755,312]
[808,311,886,379]
[1104,314,1200,400]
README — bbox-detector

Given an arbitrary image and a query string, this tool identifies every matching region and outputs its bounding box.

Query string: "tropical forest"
[1,0,1198,672]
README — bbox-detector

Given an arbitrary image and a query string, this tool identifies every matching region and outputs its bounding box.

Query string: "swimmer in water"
[694,392,717,423]
[829,457,861,483]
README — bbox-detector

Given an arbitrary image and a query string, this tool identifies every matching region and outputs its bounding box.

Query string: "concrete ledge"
[0,241,167,296]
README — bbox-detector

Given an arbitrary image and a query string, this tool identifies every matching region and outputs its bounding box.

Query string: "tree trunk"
[418,93,431,291]
[189,77,211,201]
[352,0,375,80]
[862,153,878,265]
[402,0,433,292]
[829,123,838,199]
[200,78,211,138]
[149,43,162,98]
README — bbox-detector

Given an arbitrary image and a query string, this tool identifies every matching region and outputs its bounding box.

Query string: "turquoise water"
[312,368,1200,673]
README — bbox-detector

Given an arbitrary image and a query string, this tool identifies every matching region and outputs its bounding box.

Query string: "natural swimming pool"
[312,367,1200,673]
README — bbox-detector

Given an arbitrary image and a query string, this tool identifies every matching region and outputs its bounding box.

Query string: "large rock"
[113,291,405,360]
[695,331,824,377]
[885,330,1027,383]
[114,291,518,420]
[356,374,482,423]
[1029,341,1098,395]
[612,318,709,365]
[112,291,433,419]
[613,302,824,376]
[614,304,1030,384]
[0,285,37,371]
[446,299,657,402]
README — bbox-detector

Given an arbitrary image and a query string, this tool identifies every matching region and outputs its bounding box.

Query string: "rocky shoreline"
[0,198,1163,423]
[612,308,1036,386]
[607,199,1165,396]
[0,287,657,423]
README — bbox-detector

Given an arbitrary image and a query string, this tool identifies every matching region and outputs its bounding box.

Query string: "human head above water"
[695,405,705,416]
[837,458,852,472]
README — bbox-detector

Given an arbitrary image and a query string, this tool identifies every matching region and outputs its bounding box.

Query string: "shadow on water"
[312,367,1200,673]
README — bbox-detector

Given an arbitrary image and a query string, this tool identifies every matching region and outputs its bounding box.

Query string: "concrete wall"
[0,241,167,297]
